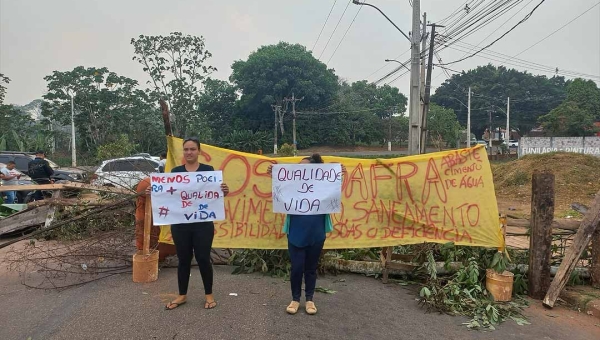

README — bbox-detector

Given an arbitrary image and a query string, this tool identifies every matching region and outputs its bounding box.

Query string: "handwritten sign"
[271,164,342,215]
[150,171,225,225]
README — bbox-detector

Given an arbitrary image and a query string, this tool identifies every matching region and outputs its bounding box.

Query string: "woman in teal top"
[269,153,343,316]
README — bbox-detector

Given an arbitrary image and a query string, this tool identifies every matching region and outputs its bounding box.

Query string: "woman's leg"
[171,225,194,296]
[288,242,306,302]
[303,240,325,302]
[191,224,215,306]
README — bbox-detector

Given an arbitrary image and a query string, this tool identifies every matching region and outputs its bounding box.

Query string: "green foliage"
[0,73,10,105]
[538,79,600,136]
[96,134,137,161]
[432,64,566,136]
[419,251,529,330]
[0,104,56,152]
[42,66,163,159]
[427,103,462,150]
[278,143,295,157]
[131,32,216,138]
[229,42,339,144]
[219,130,270,153]
[538,101,597,137]
[229,249,291,278]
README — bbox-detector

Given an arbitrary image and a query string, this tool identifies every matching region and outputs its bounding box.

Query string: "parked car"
[0,162,34,203]
[508,140,518,147]
[91,156,160,189]
[0,152,87,182]
[476,140,488,145]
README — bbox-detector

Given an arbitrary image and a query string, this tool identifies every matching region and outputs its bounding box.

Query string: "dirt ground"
[1,242,600,340]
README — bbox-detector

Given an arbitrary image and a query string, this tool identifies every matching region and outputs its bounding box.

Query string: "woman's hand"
[145,186,151,195]
[221,183,230,197]
[267,165,273,175]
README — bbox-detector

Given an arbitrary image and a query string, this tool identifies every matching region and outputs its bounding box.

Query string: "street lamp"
[67,90,77,167]
[354,0,421,156]
[352,1,411,42]
[384,59,411,72]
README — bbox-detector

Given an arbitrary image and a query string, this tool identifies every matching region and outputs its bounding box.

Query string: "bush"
[96,135,136,161]
[278,143,295,156]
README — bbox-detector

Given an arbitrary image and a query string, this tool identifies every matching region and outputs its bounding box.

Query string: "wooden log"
[573,203,600,287]
[543,189,600,308]
[0,205,51,235]
[507,217,581,231]
[528,171,555,300]
[43,190,61,229]
[0,183,132,194]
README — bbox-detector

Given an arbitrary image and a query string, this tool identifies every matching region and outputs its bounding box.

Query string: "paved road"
[1,264,599,340]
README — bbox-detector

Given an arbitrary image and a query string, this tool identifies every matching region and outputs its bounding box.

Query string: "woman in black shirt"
[164,138,230,310]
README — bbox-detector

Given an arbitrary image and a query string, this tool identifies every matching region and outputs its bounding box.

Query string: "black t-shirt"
[170,163,216,228]
[170,164,214,173]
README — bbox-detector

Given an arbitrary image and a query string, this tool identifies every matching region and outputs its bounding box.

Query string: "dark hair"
[303,153,324,164]
[183,137,201,149]
[35,150,46,155]
[160,152,167,158]
[7,161,16,165]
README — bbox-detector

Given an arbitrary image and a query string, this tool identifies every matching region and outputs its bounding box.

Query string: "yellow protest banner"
[159,136,504,249]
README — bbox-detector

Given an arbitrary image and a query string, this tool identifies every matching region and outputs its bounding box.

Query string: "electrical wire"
[318,0,353,60]
[312,0,339,52]
[439,0,547,66]
[326,6,363,65]
[509,1,600,60]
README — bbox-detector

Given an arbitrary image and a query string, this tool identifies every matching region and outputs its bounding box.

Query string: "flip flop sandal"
[165,300,187,310]
[204,301,217,309]
[305,301,317,315]
[286,301,300,315]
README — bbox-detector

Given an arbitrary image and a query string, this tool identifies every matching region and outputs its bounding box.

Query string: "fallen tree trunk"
[320,258,591,278]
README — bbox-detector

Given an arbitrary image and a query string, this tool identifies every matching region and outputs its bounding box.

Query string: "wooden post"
[143,195,152,255]
[382,246,393,284]
[592,228,600,288]
[543,189,600,308]
[528,171,555,299]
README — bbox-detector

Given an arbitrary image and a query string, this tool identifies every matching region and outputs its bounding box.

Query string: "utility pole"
[506,97,510,144]
[271,104,281,154]
[408,0,421,156]
[467,87,471,147]
[388,107,394,151]
[420,23,444,154]
[419,12,427,128]
[488,105,494,152]
[69,91,77,167]
[284,93,304,155]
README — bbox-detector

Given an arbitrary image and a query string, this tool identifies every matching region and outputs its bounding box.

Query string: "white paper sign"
[272,164,342,215]
[150,171,225,225]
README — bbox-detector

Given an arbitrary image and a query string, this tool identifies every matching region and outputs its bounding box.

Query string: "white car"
[508,140,519,147]
[91,157,159,190]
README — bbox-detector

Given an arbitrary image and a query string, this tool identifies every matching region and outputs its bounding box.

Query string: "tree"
[538,101,596,137]
[427,104,462,150]
[42,66,163,157]
[538,78,600,137]
[131,32,216,138]
[564,78,600,119]
[197,78,240,134]
[229,42,339,139]
[431,64,566,137]
[0,74,9,105]
[0,104,54,152]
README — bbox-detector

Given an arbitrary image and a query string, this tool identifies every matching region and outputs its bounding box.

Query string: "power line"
[510,1,600,60]
[312,0,339,52]
[326,6,363,65]
[439,0,547,66]
[318,0,352,60]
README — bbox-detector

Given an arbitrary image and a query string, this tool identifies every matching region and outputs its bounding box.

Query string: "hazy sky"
[1,0,599,106]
